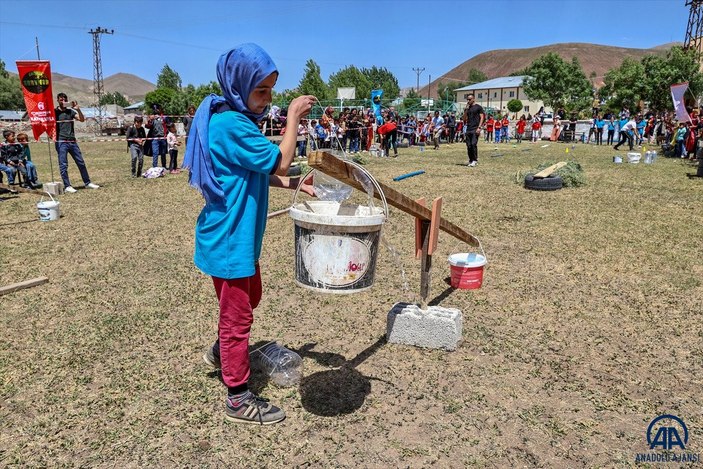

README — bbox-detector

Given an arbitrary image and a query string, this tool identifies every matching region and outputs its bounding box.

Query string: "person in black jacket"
[126,116,147,177]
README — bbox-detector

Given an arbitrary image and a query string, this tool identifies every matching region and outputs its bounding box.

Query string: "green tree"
[182,81,221,110]
[402,88,422,111]
[0,59,25,110]
[641,46,703,111]
[144,88,181,116]
[298,59,329,100]
[523,52,593,112]
[507,99,523,116]
[328,65,371,102]
[99,91,130,107]
[272,88,301,106]
[156,64,182,91]
[599,58,645,111]
[362,66,400,99]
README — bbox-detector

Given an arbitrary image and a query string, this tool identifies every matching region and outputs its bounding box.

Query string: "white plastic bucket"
[37,193,60,221]
[627,152,641,164]
[290,200,385,293]
[613,156,623,164]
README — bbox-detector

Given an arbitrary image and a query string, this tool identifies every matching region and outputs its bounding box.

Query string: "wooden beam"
[429,197,442,255]
[267,207,290,219]
[419,220,432,303]
[533,161,567,178]
[414,198,426,259]
[0,277,49,296]
[307,151,480,247]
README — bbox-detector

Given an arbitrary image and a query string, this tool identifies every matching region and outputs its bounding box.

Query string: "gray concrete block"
[386,303,462,351]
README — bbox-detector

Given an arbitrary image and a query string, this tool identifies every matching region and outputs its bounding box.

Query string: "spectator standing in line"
[606,116,616,145]
[126,116,147,177]
[485,115,494,142]
[167,123,181,174]
[500,115,510,143]
[297,119,308,157]
[493,116,502,143]
[446,112,456,144]
[147,104,167,168]
[430,110,445,150]
[183,105,196,148]
[54,93,100,193]
[595,115,605,145]
[187,43,315,425]
[550,115,561,142]
[462,93,485,167]
[674,122,687,158]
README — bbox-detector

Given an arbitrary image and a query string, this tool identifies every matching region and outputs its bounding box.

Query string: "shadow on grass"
[428,284,456,306]
[294,335,388,417]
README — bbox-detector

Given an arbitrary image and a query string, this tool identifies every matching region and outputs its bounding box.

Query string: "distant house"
[454,76,547,117]
[0,110,28,122]
[124,101,144,116]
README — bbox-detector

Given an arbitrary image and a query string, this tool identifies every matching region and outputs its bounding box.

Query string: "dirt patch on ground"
[1,140,701,467]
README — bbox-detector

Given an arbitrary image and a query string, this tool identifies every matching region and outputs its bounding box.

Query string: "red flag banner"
[16,60,56,141]
[670,82,691,123]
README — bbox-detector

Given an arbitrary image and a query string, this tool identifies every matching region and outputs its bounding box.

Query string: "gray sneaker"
[225,391,286,425]
[203,345,221,369]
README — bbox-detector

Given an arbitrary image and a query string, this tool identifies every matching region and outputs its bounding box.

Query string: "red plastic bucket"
[448,253,486,289]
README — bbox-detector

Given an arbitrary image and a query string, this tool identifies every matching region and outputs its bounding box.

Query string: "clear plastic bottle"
[313,171,353,202]
[250,342,303,387]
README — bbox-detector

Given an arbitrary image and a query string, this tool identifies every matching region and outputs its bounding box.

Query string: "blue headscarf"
[183,43,278,204]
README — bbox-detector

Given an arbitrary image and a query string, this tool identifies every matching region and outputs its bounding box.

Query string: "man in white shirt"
[430,111,445,150]
[614,117,637,151]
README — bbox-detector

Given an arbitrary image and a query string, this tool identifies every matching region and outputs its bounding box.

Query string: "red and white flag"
[16,60,56,141]
[670,82,691,123]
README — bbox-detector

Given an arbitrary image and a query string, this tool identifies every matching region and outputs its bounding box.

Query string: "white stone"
[386,303,462,351]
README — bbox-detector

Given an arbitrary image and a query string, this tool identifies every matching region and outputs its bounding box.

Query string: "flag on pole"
[16,60,56,141]
[670,82,691,123]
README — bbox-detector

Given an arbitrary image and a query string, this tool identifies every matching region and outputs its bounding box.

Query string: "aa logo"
[647,414,688,450]
[21,71,50,94]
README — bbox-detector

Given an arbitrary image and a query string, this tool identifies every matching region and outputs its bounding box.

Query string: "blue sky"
[0,0,690,93]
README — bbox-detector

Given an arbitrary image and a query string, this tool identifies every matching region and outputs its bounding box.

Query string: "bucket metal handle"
[39,191,57,205]
[449,240,487,263]
[291,158,389,221]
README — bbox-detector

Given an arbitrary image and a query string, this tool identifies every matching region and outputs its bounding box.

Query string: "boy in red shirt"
[485,116,494,142]
[377,116,397,157]
[493,117,502,144]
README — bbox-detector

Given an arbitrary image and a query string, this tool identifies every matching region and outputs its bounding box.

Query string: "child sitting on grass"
[16,133,39,185]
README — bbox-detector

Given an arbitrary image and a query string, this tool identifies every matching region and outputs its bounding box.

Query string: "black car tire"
[524,173,563,191]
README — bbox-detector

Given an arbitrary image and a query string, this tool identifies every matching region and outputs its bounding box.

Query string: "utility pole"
[89,26,114,133]
[412,67,425,92]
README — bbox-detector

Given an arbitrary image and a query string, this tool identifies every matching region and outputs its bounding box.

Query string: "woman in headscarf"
[184,43,315,425]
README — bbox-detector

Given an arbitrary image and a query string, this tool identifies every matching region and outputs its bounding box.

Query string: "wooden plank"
[267,207,290,219]
[307,151,480,247]
[0,277,49,296]
[0,183,45,195]
[414,198,426,259]
[429,197,442,255]
[533,161,567,178]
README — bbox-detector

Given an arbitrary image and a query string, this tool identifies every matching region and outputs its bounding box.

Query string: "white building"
[454,76,547,117]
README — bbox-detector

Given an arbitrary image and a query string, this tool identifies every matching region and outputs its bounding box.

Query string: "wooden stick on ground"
[307,151,480,247]
[0,277,49,296]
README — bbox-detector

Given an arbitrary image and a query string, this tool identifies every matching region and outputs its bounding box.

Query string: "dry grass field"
[1,138,702,467]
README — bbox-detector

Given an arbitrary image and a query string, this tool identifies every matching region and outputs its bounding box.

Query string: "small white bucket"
[613,156,623,164]
[37,193,60,221]
[627,152,641,164]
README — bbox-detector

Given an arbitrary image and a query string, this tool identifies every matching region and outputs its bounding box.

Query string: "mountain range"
[417,42,681,99]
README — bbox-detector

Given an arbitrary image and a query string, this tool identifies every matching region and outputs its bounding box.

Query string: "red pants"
[213,265,262,389]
